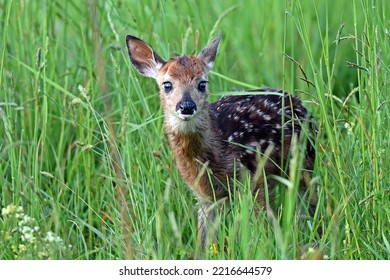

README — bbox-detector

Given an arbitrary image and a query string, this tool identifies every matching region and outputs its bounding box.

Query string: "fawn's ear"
[198,31,221,70]
[126,35,165,79]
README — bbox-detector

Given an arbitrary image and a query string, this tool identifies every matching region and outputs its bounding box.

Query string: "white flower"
[45,231,65,245]
[21,226,32,234]
[23,215,33,224]
[45,231,55,242]
[23,232,35,243]
[344,122,354,135]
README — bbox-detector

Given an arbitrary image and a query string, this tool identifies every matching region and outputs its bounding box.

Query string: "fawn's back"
[211,90,315,176]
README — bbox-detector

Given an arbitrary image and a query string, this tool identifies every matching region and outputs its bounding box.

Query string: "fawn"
[126,32,317,248]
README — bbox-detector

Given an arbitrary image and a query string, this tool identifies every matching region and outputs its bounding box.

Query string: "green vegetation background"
[0,0,389,259]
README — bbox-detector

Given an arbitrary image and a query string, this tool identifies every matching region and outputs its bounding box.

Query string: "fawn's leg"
[300,170,319,216]
[197,203,216,250]
[197,199,227,250]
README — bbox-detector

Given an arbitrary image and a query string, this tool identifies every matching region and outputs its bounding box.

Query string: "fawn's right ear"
[126,35,165,79]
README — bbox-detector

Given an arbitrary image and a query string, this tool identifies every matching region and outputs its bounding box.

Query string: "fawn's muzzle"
[176,100,197,118]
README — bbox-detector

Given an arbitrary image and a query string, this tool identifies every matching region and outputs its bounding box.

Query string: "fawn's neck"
[165,105,230,202]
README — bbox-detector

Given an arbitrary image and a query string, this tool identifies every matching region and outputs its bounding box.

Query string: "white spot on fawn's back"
[263,114,271,121]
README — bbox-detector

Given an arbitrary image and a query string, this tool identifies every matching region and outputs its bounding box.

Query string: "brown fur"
[165,109,234,203]
[161,56,207,84]
[125,33,317,249]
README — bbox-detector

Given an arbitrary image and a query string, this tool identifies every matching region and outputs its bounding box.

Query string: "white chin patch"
[167,112,198,133]
[177,111,196,121]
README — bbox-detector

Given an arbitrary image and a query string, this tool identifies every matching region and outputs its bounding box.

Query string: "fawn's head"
[126,33,221,133]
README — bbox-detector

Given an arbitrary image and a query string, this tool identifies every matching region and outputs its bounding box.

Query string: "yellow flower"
[18,244,27,253]
[1,204,16,216]
[209,243,219,256]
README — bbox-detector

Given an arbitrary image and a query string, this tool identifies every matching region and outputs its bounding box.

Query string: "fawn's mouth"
[177,112,196,121]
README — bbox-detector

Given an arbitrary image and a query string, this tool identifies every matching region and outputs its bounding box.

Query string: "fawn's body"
[126,32,316,248]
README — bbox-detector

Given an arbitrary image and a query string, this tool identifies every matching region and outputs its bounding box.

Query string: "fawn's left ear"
[126,35,166,79]
[198,31,221,70]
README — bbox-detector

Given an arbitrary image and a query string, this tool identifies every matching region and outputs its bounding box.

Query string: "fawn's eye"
[163,82,173,93]
[198,81,207,93]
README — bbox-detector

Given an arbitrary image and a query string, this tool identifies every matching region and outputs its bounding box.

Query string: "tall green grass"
[0,0,389,259]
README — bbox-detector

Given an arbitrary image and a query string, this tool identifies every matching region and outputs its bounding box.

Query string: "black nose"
[177,100,197,115]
